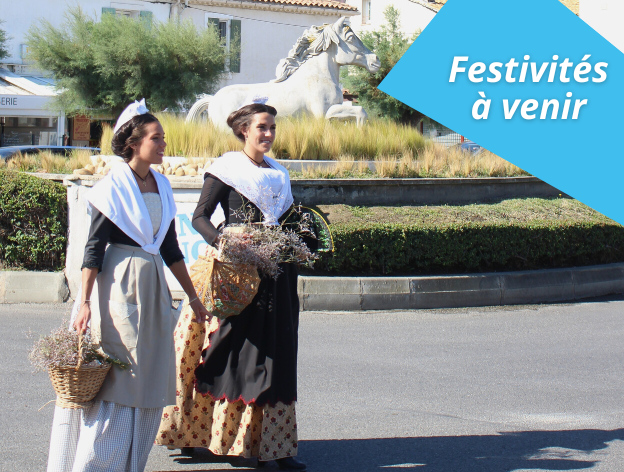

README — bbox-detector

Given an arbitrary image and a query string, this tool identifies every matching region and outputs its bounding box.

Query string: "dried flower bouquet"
[218,205,319,279]
[29,325,128,373]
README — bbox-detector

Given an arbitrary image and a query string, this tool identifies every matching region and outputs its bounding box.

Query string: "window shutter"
[140,10,153,29]
[230,19,241,73]
[207,17,220,33]
[101,7,116,16]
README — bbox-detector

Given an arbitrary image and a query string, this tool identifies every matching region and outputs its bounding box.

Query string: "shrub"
[314,202,624,275]
[340,6,423,124]
[26,7,227,115]
[0,20,10,61]
[0,171,67,271]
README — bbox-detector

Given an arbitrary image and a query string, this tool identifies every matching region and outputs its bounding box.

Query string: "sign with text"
[0,95,51,110]
[379,0,624,226]
[73,115,91,141]
[164,203,225,293]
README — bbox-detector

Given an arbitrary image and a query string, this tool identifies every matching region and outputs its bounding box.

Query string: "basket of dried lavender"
[191,238,262,320]
[29,327,127,409]
[190,209,318,319]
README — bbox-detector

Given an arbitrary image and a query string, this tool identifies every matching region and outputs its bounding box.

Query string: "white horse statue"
[186,17,380,128]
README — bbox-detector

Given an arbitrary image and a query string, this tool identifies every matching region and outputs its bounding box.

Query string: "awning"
[0,68,56,96]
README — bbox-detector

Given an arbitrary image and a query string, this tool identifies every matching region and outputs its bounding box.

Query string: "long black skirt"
[194,263,299,406]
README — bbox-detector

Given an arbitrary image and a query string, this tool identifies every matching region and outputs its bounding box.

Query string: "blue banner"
[379,0,624,225]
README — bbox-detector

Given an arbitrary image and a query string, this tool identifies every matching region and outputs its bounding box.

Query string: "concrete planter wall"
[0,271,68,303]
[54,173,564,206]
[292,176,565,206]
[62,173,565,299]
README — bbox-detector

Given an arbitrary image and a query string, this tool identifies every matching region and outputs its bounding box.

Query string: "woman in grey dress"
[47,100,210,472]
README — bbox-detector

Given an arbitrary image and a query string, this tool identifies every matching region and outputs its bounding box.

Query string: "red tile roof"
[413,0,578,16]
[242,0,358,10]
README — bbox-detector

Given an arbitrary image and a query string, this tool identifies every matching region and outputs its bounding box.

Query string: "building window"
[206,15,241,74]
[102,8,153,25]
[115,9,139,19]
[218,21,228,40]
[362,0,371,24]
[0,116,59,146]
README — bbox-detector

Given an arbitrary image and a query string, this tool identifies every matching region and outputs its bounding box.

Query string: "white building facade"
[175,1,358,86]
[580,0,624,53]
[0,0,357,146]
[344,0,579,42]
[343,0,439,38]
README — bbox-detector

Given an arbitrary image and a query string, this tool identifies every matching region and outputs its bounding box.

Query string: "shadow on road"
[155,428,624,471]
[299,429,624,471]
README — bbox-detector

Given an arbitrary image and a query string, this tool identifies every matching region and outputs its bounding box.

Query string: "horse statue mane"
[272,20,350,83]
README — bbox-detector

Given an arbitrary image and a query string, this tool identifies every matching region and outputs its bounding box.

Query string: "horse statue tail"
[186,95,213,123]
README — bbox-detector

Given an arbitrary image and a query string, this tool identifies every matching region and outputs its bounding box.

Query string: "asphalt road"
[3,300,624,471]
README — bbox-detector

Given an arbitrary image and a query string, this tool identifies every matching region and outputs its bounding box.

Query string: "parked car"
[0,145,101,162]
[457,141,483,155]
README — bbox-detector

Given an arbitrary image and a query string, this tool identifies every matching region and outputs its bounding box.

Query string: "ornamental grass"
[0,150,92,174]
[294,146,527,179]
[97,114,525,177]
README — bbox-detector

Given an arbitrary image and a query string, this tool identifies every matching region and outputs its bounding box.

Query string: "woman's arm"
[168,260,209,323]
[73,267,99,333]
[74,209,113,333]
[82,208,113,272]
[192,174,230,246]
[160,220,210,323]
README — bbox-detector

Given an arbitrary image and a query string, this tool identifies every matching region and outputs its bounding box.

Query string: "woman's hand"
[168,260,212,324]
[73,301,92,334]
[75,268,98,334]
[189,298,211,324]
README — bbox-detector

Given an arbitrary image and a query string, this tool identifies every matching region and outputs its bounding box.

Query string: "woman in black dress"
[157,99,307,471]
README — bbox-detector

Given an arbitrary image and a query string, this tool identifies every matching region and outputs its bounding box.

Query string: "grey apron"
[90,243,177,408]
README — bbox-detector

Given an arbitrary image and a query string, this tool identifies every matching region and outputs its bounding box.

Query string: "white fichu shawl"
[86,163,177,254]
[207,151,293,225]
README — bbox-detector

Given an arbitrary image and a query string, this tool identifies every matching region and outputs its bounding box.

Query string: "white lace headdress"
[114,98,149,133]
[238,94,269,110]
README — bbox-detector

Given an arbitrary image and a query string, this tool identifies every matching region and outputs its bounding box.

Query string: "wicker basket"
[46,336,111,409]
[191,242,261,320]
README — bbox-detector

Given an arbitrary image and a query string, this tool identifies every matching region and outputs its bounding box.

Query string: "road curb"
[171,263,624,311]
[0,271,69,304]
[298,263,624,311]
[3,264,623,309]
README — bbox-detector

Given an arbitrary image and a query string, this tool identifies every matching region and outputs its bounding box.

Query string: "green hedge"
[315,221,624,275]
[0,171,68,271]
[2,173,623,276]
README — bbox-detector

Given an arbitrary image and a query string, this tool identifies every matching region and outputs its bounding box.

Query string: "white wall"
[1,0,351,87]
[580,0,624,53]
[1,0,171,66]
[179,6,346,86]
[344,0,435,37]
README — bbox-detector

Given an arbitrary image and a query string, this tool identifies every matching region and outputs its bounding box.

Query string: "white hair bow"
[238,94,269,110]
[114,98,149,133]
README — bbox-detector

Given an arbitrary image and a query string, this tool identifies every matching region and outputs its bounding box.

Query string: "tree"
[341,6,424,125]
[0,20,10,61]
[26,8,228,116]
